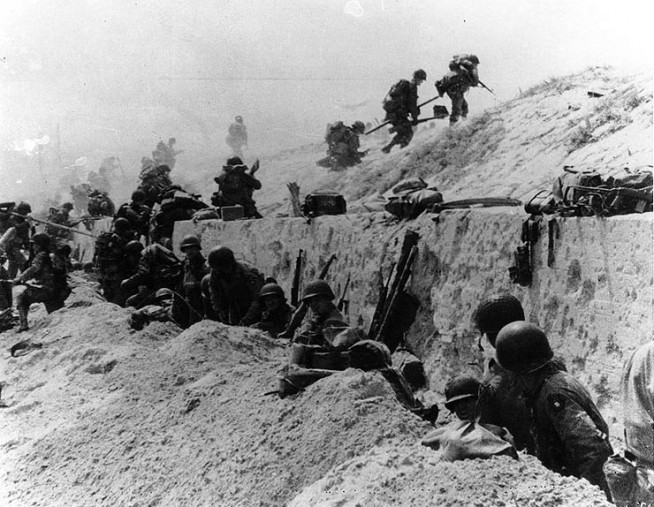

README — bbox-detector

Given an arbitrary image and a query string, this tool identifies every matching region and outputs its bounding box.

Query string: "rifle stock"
[279,253,337,339]
[290,249,303,307]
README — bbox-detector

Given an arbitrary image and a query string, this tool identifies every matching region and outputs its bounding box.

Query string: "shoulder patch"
[547,393,566,412]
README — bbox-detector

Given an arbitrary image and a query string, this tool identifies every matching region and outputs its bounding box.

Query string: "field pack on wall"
[524,166,653,217]
[302,192,346,218]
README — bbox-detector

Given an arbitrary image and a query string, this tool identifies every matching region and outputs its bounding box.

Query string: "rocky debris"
[290,445,613,506]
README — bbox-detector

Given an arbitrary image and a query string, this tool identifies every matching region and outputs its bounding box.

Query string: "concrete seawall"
[175,210,652,430]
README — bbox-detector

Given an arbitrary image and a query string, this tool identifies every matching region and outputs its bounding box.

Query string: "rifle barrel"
[365,96,442,135]
[8,211,96,238]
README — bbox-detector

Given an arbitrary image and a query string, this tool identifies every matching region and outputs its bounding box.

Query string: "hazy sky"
[1,0,652,201]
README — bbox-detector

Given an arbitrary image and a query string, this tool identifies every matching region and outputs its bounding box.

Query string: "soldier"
[250,283,295,338]
[13,233,65,332]
[129,288,180,330]
[87,189,115,217]
[137,164,173,208]
[474,294,569,454]
[204,246,264,326]
[226,116,248,159]
[0,201,32,279]
[322,121,367,170]
[93,218,137,305]
[45,202,74,246]
[121,238,182,308]
[294,280,348,346]
[495,321,613,497]
[114,190,152,242]
[0,250,11,311]
[435,54,480,126]
[381,69,426,154]
[172,235,208,328]
[212,157,262,219]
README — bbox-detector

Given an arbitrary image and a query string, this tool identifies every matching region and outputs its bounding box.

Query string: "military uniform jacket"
[388,80,420,122]
[527,370,613,493]
[299,303,348,344]
[478,358,536,454]
[253,302,295,338]
[214,166,261,208]
[125,243,181,289]
[19,251,55,295]
[208,261,264,326]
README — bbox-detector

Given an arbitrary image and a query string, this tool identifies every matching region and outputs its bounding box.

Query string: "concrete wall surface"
[174,210,653,432]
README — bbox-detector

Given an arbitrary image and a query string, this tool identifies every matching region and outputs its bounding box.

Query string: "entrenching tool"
[364,95,444,135]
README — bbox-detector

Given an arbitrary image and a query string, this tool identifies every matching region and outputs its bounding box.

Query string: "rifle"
[278,253,337,339]
[566,185,653,215]
[290,249,304,307]
[374,245,418,348]
[478,79,495,96]
[368,230,420,342]
[337,274,351,314]
[0,279,43,289]
[7,211,97,239]
[368,262,395,340]
[364,96,442,135]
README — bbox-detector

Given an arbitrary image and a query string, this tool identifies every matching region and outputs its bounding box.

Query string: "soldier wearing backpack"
[322,121,366,170]
[121,238,182,308]
[94,218,137,305]
[435,54,480,126]
[203,246,264,326]
[212,157,262,219]
[114,190,152,242]
[381,69,426,154]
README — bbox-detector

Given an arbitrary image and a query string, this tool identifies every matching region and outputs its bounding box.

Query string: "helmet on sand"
[301,280,335,302]
[444,376,480,410]
[125,240,145,255]
[180,235,201,251]
[208,246,235,268]
[352,121,365,134]
[473,294,525,346]
[30,233,51,248]
[495,321,553,374]
[413,69,427,80]
[259,283,285,299]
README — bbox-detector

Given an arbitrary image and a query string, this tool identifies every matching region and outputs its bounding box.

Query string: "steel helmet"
[413,69,427,80]
[444,375,480,410]
[113,217,131,232]
[495,321,553,374]
[30,233,51,249]
[155,288,174,301]
[208,246,235,268]
[235,116,243,123]
[15,202,32,215]
[131,190,146,202]
[180,235,201,251]
[125,240,145,255]
[352,121,365,133]
[259,283,285,299]
[473,294,525,346]
[301,280,335,302]
[226,156,243,167]
[62,202,74,211]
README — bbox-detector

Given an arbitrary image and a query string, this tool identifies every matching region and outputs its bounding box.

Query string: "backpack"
[301,192,346,217]
[383,79,409,113]
[94,232,122,265]
[552,167,604,206]
[219,169,246,193]
[325,122,346,145]
[159,187,207,212]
